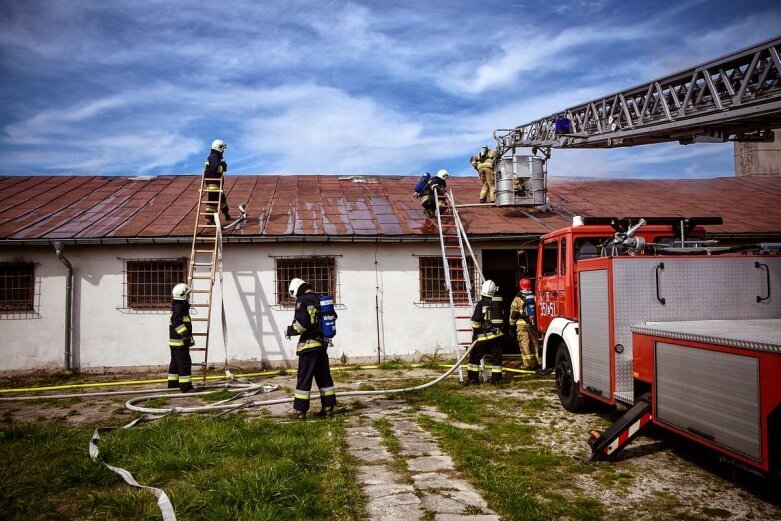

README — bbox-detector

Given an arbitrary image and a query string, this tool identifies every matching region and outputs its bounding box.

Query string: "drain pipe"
[53,241,73,371]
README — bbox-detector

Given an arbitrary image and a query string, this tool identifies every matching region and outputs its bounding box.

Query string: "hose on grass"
[124,342,477,415]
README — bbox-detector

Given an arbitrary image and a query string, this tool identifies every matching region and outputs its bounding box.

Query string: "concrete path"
[345,399,499,521]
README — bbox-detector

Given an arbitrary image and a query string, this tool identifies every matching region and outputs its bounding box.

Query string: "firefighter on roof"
[476,146,496,203]
[285,277,337,420]
[204,139,232,225]
[168,283,194,393]
[419,169,450,217]
[510,278,539,370]
[467,280,505,385]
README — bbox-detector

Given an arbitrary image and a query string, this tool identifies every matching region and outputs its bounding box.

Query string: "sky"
[0,0,779,179]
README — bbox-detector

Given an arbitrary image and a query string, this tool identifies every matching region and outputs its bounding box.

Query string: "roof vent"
[337,176,377,184]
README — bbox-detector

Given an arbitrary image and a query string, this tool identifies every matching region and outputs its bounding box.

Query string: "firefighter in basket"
[285,278,338,421]
[467,280,505,385]
[475,146,496,203]
[510,278,539,370]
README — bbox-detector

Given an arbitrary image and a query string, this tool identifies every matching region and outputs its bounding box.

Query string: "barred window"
[0,262,38,318]
[275,257,337,307]
[419,257,477,305]
[123,258,187,310]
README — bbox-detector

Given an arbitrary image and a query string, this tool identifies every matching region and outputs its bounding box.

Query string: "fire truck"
[535,216,781,475]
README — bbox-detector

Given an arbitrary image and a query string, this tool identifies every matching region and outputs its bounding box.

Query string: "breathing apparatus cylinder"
[490,294,504,329]
[319,295,337,338]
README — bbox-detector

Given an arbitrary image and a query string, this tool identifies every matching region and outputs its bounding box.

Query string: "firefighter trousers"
[516,321,539,369]
[478,167,495,202]
[293,349,336,413]
[168,347,192,391]
[206,181,230,217]
[467,336,503,383]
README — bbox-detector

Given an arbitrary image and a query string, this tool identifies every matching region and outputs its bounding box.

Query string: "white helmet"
[172,283,191,300]
[436,169,450,180]
[480,280,497,297]
[288,278,306,299]
[211,139,227,152]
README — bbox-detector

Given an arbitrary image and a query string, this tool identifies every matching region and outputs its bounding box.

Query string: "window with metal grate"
[275,256,338,307]
[123,258,187,310]
[418,256,476,305]
[0,262,39,319]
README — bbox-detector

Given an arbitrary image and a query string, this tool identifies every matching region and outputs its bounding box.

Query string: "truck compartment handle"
[755,262,770,303]
[687,426,715,441]
[655,262,666,305]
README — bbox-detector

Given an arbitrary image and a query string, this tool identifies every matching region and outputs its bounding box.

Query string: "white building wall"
[0,241,470,372]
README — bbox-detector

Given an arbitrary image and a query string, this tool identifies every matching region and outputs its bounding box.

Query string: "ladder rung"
[191,275,213,279]
[194,236,218,241]
[456,315,471,319]
[190,303,210,307]
[190,317,209,321]
[195,249,214,253]
[458,342,472,346]
[445,256,461,259]
[451,278,465,282]
[190,262,213,266]
[191,348,207,352]
[190,289,211,293]
[192,362,207,366]
[457,328,473,332]
[192,332,208,336]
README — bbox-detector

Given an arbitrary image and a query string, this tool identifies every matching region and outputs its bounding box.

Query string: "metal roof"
[0,174,779,244]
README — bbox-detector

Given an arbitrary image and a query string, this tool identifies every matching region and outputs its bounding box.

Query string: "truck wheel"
[555,346,584,412]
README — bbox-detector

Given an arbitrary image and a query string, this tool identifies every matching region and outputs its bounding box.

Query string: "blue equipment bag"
[319,295,337,338]
[414,172,431,194]
[554,116,572,134]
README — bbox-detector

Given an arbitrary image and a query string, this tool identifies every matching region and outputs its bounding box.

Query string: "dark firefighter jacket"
[169,300,193,348]
[204,150,227,181]
[286,291,324,354]
[470,295,502,342]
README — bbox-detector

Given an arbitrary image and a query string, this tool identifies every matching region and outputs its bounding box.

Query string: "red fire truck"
[535,216,781,475]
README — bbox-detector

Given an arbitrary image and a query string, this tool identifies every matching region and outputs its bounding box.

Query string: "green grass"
[0,416,366,520]
[408,379,603,521]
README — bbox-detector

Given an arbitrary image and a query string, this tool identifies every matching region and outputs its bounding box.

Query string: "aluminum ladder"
[434,189,485,383]
[186,174,225,379]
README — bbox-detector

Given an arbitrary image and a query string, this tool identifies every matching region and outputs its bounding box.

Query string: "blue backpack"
[319,295,337,338]
[523,293,537,327]
[414,172,431,194]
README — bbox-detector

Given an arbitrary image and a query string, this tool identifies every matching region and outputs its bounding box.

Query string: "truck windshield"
[574,237,611,261]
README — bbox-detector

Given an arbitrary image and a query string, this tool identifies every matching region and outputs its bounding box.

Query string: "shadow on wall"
[231,270,292,368]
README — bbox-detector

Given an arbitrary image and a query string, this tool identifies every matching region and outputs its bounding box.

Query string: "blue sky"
[0,0,779,179]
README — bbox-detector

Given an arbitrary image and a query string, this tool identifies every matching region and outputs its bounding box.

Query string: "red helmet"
[519,278,532,291]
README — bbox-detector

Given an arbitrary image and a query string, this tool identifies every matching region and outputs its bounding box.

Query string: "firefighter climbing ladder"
[434,189,484,383]
[186,174,224,378]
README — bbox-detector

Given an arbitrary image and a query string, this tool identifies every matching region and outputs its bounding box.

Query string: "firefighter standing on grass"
[204,139,232,225]
[168,283,194,393]
[285,278,337,420]
[467,280,504,385]
[510,278,539,370]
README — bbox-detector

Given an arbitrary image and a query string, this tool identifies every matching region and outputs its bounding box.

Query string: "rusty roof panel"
[0,175,780,241]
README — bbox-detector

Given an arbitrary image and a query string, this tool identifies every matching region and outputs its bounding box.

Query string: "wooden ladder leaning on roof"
[434,189,485,384]
[185,173,225,380]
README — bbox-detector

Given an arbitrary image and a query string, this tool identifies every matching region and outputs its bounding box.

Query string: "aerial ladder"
[433,189,485,383]
[186,174,246,379]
